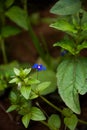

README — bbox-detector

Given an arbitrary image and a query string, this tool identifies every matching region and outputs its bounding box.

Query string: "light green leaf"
[14,68,20,76]
[50,0,81,15]
[28,78,40,85]
[53,38,75,55]
[1,26,21,38]
[35,82,51,95]
[64,114,78,130]
[31,107,46,121]
[31,70,57,95]
[22,113,31,128]
[5,6,28,30]
[6,105,18,112]
[50,19,77,34]
[20,86,31,99]
[77,41,87,53]
[48,114,61,130]
[57,58,87,114]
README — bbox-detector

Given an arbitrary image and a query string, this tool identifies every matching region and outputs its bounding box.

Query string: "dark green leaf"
[50,0,81,15]
[64,114,78,130]
[53,38,75,55]
[57,58,87,114]
[31,107,46,121]
[5,6,28,30]
[77,41,87,53]
[62,108,73,117]
[1,26,21,38]
[48,114,61,130]
[5,0,15,8]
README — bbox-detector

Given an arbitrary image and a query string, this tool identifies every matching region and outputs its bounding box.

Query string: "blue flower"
[32,63,46,71]
[60,50,67,56]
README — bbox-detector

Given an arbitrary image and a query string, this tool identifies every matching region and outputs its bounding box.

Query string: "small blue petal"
[60,50,67,56]
[32,63,38,69]
[32,64,46,71]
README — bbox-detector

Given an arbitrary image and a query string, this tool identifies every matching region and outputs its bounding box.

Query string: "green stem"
[40,95,87,125]
[40,95,62,113]
[23,0,49,65]
[0,37,7,63]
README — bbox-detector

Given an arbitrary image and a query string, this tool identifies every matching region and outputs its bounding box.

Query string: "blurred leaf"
[31,70,57,95]
[5,6,28,30]
[22,113,31,128]
[62,108,73,117]
[31,107,46,121]
[50,0,81,15]
[48,114,61,130]
[1,26,21,38]
[64,114,78,130]
[0,61,19,77]
[5,0,15,8]
[50,19,77,34]
[6,105,18,112]
[32,82,51,95]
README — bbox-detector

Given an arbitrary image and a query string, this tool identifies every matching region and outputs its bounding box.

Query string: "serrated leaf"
[6,105,18,112]
[57,58,87,114]
[22,113,31,128]
[20,86,31,99]
[53,38,75,55]
[1,26,21,38]
[50,0,81,15]
[31,107,46,121]
[64,114,78,130]
[48,114,61,130]
[50,19,77,34]
[5,6,28,30]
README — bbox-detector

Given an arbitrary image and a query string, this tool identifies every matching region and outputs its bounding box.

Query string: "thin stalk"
[0,37,7,63]
[40,95,62,113]
[23,0,49,65]
[40,95,87,125]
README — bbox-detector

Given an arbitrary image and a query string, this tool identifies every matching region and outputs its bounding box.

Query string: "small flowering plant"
[6,0,87,130]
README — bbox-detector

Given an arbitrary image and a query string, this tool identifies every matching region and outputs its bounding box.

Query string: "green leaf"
[31,107,46,121]
[5,6,28,30]
[5,0,15,8]
[64,114,78,130]
[14,68,20,76]
[31,70,57,95]
[20,86,31,99]
[1,26,21,38]
[62,108,73,117]
[53,38,75,55]
[50,19,77,34]
[22,113,31,128]
[6,105,18,112]
[48,114,61,130]
[50,0,81,15]
[28,78,40,85]
[57,58,87,114]
[33,82,51,95]
[77,41,87,53]
[0,61,19,77]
